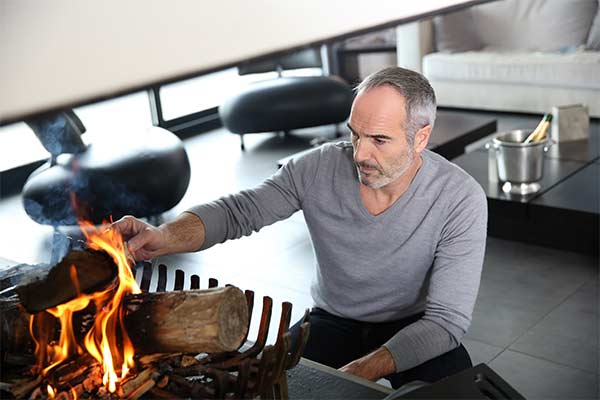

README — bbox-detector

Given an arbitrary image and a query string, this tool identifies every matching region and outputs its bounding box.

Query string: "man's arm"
[112,212,206,260]
[113,146,324,259]
[339,347,396,381]
[187,148,322,250]
[382,183,488,375]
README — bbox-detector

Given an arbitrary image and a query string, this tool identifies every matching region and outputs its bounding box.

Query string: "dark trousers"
[289,307,472,388]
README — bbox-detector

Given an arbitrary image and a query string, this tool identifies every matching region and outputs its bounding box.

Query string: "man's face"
[348,86,416,189]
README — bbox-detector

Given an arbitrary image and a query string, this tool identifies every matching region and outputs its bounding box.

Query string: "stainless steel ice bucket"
[492,130,550,183]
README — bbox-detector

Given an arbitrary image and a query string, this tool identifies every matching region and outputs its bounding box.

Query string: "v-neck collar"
[353,154,428,221]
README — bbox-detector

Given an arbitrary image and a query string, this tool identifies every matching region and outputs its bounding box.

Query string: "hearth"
[0,228,310,399]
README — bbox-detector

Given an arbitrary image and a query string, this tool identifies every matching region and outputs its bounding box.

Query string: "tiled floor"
[0,111,598,399]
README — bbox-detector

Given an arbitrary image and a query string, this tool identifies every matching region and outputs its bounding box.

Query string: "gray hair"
[355,67,437,145]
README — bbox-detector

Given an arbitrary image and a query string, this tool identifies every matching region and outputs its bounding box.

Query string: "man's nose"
[353,138,370,162]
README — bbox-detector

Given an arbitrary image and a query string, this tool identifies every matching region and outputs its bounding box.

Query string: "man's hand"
[111,213,206,261]
[339,347,396,381]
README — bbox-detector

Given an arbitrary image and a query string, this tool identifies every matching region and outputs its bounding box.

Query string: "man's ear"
[414,124,432,153]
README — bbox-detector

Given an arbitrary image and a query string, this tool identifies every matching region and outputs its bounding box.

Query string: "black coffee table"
[453,132,599,256]
[277,111,497,167]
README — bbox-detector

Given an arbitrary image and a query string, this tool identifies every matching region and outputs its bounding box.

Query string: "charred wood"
[15,249,118,314]
[3,287,248,363]
[50,354,97,387]
[127,379,155,400]
[118,366,157,398]
[147,386,175,399]
[0,297,32,355]
[9,375,41,399]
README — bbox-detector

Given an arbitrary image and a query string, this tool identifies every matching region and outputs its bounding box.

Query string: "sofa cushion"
[587,3,600,50]
[466,0,598,52]
[433,9,482,53]
[423,51,600,90]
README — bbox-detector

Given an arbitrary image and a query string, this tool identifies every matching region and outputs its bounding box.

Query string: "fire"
[29,220,141,393]
[46,384,55,398]
[43,284,90,375]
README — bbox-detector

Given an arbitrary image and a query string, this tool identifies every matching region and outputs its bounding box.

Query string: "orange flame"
[43,292,90,375]
[29,220,140,393]
[47,384,55,398]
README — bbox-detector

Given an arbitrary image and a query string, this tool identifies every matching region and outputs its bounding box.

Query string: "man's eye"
[374,138,386,145]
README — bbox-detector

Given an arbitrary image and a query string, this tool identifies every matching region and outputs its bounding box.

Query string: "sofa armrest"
[395,19,434,73]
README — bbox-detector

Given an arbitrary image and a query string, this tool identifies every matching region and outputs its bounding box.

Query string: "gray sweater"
[188,142,487,372]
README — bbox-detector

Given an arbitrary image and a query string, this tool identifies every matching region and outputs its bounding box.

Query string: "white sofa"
[396,0,600,117]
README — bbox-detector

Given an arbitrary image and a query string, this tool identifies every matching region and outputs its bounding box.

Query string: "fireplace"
[0,225,310,399]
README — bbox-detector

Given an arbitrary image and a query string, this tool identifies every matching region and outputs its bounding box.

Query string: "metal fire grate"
[0,255,310,399]
[132,261,311,399]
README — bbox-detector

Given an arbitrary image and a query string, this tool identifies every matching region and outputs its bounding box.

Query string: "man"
[113,67,487,388]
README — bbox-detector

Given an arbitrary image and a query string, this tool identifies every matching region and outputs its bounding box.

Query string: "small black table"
[453,135,599,256]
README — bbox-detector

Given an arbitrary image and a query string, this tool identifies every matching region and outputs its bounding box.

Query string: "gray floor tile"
[510,281,599,373]
[466,299,546,347]
[462,339,504,365]
[470,237,598,350]
[490,350,598,399]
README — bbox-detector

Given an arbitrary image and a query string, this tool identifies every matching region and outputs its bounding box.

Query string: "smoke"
[26,112,86,157]
[24,167,153,227]
[39,117,68,155]
[50,230,71,266]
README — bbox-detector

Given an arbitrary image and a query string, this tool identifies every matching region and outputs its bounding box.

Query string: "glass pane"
[0,91,151,171]
[0,122,47,171]
[159,67,323,121]
[159,68,239,121]
[74,91,152,138]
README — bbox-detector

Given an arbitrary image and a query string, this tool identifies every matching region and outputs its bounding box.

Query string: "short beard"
[356,148,414,189]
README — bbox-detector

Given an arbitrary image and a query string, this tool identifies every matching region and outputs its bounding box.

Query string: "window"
[158,67,322,121]
[0,91,151,172]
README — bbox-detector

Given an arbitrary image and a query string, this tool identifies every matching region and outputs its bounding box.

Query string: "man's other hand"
[111,216,171,261]
[339,346,396,381]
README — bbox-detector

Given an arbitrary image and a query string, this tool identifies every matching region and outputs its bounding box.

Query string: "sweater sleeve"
[383,181,488,372]
[186,147,323,250]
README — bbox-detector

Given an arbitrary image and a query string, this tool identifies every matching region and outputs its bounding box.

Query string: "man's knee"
[289,308,363,369]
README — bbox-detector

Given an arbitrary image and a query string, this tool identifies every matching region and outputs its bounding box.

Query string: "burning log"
[82,366,103,393]
[118,366,157,398]
[128,379,155,400]
[125,286,249,354]
[49,354,96,386]
[1,287,248,365]
[15,249,118,314]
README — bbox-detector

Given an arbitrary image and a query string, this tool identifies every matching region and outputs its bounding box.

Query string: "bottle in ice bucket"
[523,113,552,144]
